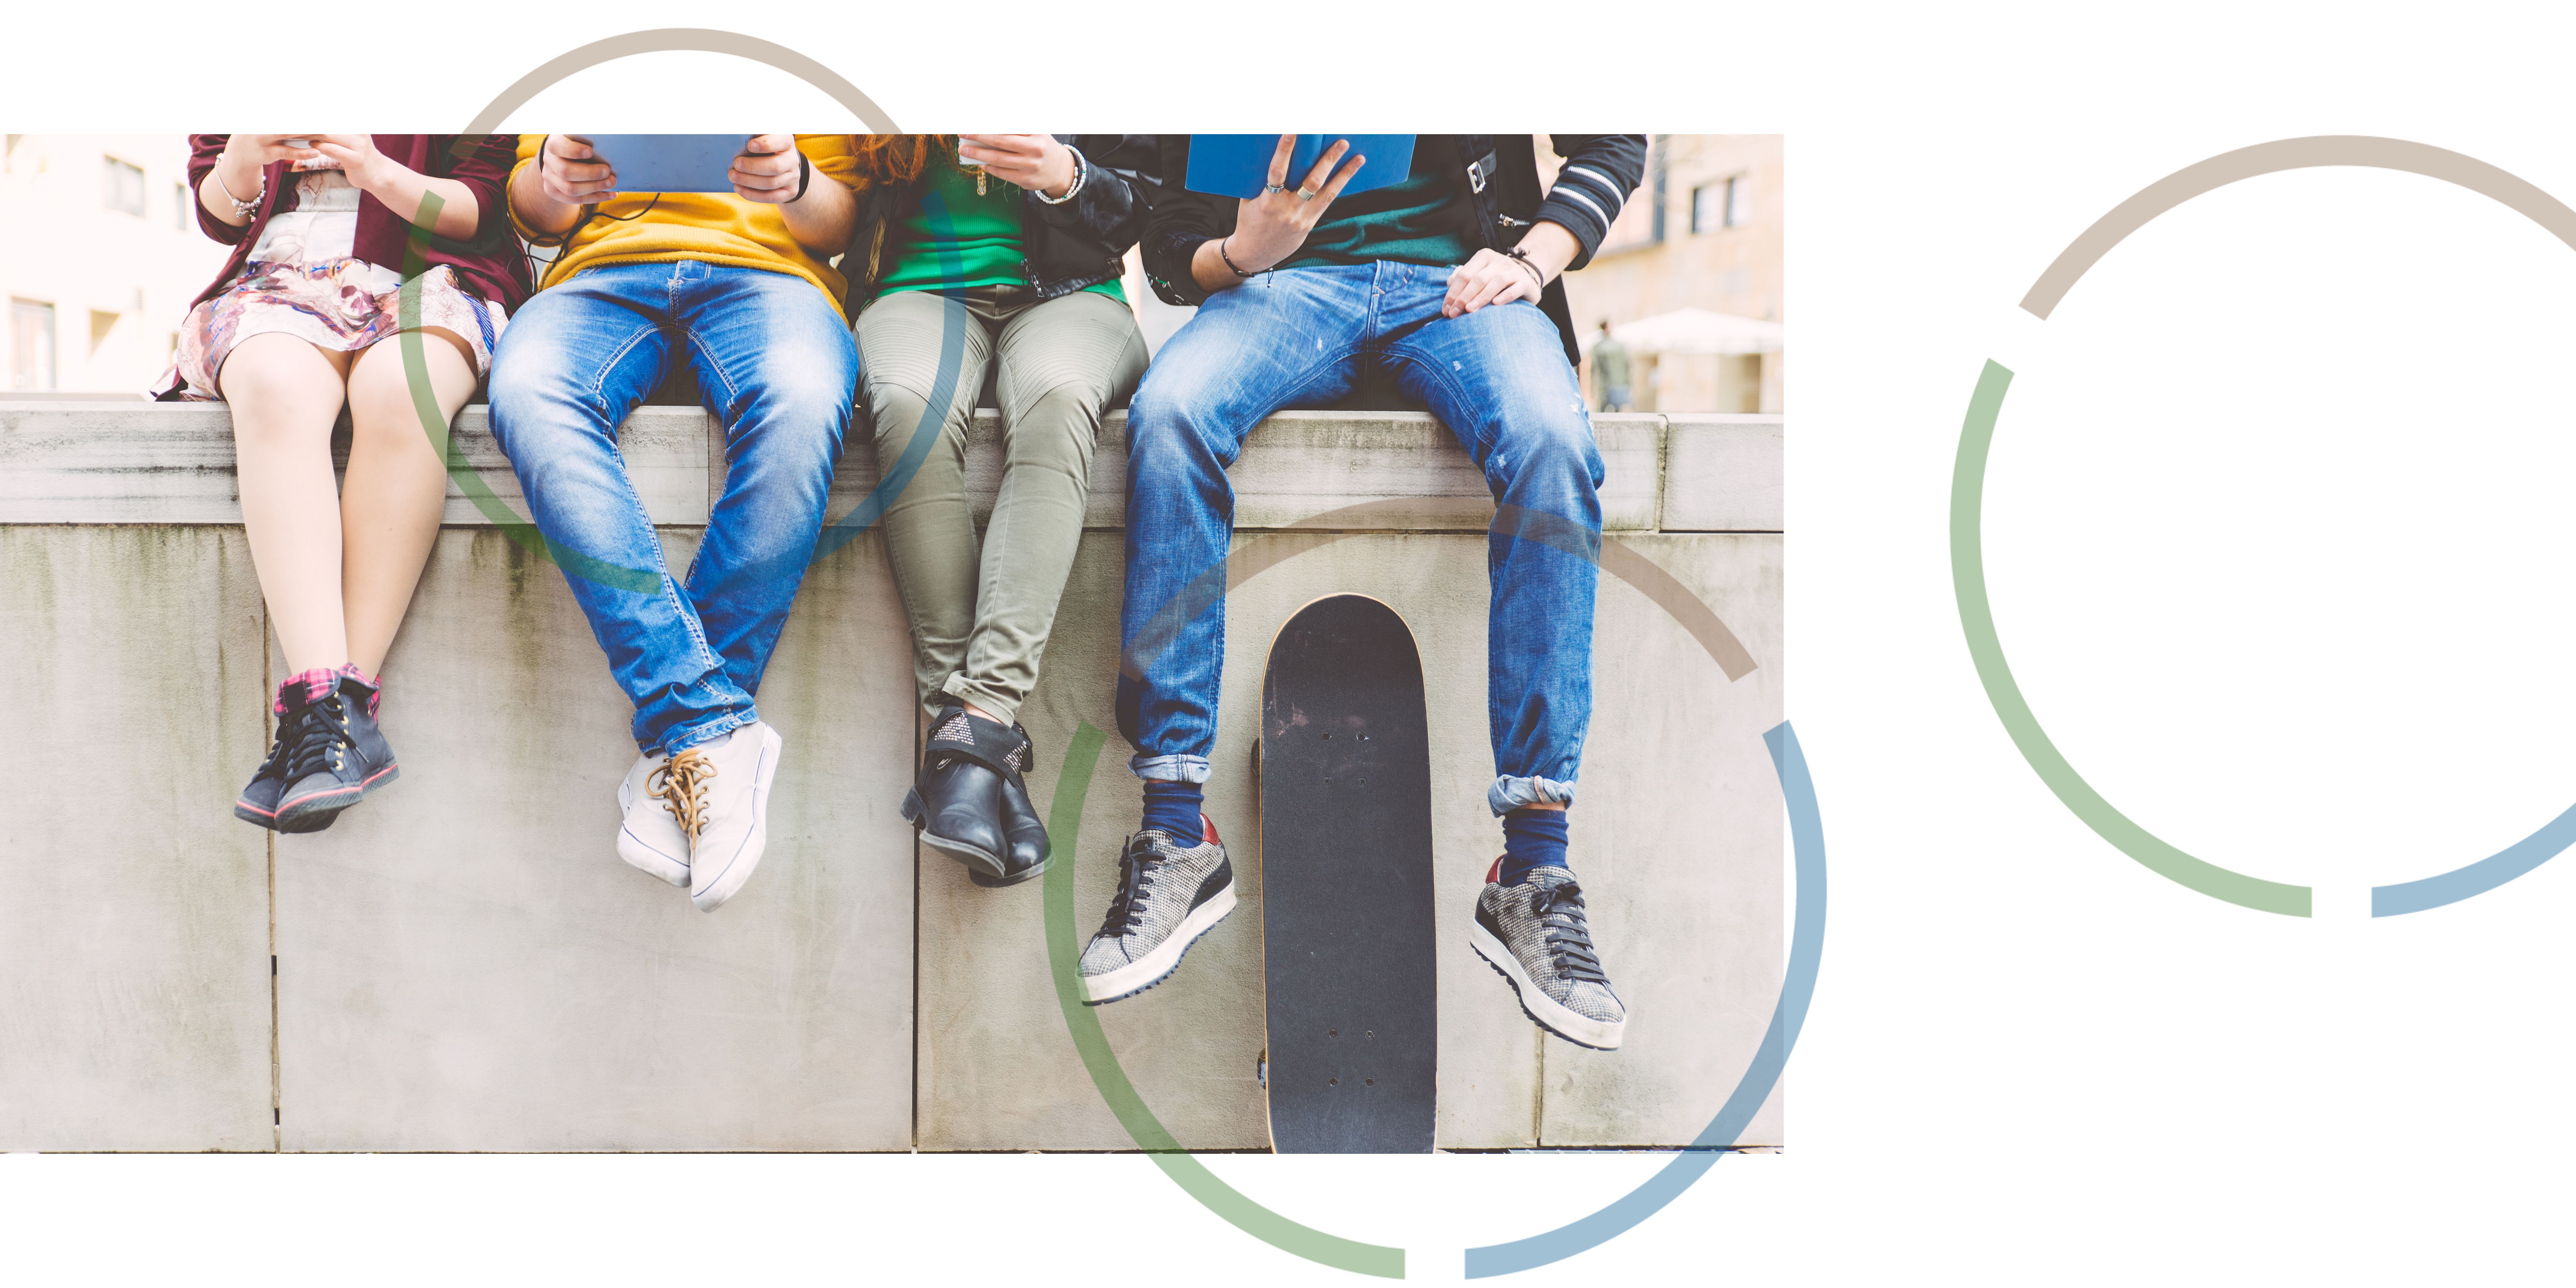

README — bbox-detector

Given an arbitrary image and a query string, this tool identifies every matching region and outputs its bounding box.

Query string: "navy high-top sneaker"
[272,667,400,832]
[235,670,330,832]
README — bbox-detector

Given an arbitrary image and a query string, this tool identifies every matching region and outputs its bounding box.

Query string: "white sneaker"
[616,751,692,888]
[683,722,784,913]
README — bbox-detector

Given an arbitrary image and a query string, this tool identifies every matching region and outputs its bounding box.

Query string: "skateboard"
[1258,594,1437,1153]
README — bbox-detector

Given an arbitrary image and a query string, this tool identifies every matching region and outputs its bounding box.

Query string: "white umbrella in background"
[1583,307,1784,356]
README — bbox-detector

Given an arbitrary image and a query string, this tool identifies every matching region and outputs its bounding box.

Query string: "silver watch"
[1033,144,1087,205]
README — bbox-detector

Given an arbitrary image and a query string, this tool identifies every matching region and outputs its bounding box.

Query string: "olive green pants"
[857,285,1148,724]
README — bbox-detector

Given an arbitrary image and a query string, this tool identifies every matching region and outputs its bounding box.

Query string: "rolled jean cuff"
[658,708,754,758]
[1489,774,1577,816]
[938,674,1020,727]
[1131,753,1212,784]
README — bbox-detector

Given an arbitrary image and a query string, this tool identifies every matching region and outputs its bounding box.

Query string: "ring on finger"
[1296,187,1319,201]
[1264,184,1287,195]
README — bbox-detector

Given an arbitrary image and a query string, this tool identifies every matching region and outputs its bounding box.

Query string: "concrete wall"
[0,400,1782,1152]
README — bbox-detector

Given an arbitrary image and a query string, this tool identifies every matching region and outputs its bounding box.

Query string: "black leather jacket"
[1132,135,1648,364]
[840,134,1159,313]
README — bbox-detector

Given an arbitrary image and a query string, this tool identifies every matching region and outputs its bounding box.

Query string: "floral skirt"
[168,260,506,401]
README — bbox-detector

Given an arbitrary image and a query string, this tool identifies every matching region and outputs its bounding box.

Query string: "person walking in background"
[1086,133,1647,1052]
[487,133,858,912]
[167,134,527,836]
[843,135,1154,888]
[1588,317,1634,412]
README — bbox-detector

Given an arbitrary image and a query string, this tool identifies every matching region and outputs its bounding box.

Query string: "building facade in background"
[1548,134,1784,414]
[2,135,225,394]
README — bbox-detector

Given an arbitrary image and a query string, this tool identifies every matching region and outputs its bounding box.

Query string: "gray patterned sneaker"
[1469,860,1628,1050]
[1078,815,1237,1004]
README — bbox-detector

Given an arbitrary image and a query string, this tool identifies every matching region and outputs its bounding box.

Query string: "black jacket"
[841,134,1158,313]
[1133,135,1647,365]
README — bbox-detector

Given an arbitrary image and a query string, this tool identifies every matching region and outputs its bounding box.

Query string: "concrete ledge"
[0,404,1690,533]
[0,401,1783,1152]
[1661,414,1784,532]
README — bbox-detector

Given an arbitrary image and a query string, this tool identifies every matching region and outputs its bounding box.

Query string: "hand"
[1441,247,1546,318]
[539,134,618,206]
[956,134,1077,198]
[307,133,386,184]
[220,134,323,170]
[730,133,805,204]
[1223,134,1367,273]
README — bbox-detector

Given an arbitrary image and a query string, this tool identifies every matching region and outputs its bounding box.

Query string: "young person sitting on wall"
[842,135,1156,890]
[165,134,529,836]
[487,134,858,913]
[1079,134,1649,1053]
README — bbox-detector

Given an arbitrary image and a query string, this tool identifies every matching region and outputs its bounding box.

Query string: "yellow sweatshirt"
[509,135,860,313]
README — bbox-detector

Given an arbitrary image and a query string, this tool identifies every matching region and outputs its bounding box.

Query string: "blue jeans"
[488,261,856,756]
[1116,261,1602,815]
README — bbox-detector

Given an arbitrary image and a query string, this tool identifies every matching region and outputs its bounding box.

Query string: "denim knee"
[1500,410,1606,492]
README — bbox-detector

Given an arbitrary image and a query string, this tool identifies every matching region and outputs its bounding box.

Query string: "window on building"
[90,310,120,357]
[1693,176,1753,234]
[104,156,147,217]
[10,300,59,391]
[174,182,189,229]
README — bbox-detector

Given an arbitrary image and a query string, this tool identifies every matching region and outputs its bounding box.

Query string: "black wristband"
[1218,236,1260,279]
[793,150,811,203]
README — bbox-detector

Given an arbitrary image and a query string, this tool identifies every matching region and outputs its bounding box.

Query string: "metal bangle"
[1033,144,1087,205]
[212,162,262,218]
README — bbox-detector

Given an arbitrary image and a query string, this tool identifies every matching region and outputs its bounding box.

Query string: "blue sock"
[1498,808,1570,885]
[1141,780,1204,839]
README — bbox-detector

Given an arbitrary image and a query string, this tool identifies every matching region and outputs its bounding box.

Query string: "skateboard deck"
[1259,594,1437,1153]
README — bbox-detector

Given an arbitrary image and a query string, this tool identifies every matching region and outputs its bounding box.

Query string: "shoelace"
[1099,835,1162,937]
[648,749,715,842]
[277,695,353,784]
[1534,881,1610,986]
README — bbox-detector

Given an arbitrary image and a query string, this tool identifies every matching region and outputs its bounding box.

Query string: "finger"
[745,133,790,157]
[1300,140,1350,195]
[1318,152,1367,202]
[552,135,596,161]
[1266,133,1295,188]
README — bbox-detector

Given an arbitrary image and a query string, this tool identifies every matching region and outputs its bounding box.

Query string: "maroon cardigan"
[181,134,529,317]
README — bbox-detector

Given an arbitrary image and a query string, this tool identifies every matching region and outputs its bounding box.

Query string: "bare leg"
[341,330,477,676]
[222,333,354,674]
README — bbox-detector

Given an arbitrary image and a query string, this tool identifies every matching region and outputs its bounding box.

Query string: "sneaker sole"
[1469,919,1626,1051]
[271,763,400,832]
[1080,882,1238,1005]
[233,797,334,833]
[689,726,782,913]
[616,777,691,888]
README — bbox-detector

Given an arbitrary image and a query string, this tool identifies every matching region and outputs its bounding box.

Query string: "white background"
[10,2,2576,1283]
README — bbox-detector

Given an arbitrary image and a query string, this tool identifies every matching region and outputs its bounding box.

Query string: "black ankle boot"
[904,705,1044,885]
[273,669,400,833]
[976,721,1051,887]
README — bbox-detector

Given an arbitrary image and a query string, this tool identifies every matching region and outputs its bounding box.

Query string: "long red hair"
[845,135,956,190]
